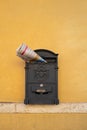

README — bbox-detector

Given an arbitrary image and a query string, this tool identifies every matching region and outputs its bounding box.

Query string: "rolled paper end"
[16,43,47,63]
[39,58,47,63]
[29,55,47,63]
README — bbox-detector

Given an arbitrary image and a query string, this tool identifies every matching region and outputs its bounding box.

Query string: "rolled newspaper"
[16,43,47,63]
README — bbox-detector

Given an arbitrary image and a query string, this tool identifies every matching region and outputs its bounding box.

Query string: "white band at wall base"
[0,103,87,113]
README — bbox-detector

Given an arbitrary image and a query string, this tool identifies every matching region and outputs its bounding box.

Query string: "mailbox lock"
[40,83,44,87]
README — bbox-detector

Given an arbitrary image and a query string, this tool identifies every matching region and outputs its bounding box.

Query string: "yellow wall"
[0,113,87,130]
[0,0,87,102]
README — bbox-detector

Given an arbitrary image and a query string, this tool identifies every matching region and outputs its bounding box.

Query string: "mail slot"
[24,49,59,104]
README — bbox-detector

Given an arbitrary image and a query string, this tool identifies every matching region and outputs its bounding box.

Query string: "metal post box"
[24,49,59,104]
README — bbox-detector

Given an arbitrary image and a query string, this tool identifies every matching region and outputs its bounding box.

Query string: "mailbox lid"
[35,49,58,58]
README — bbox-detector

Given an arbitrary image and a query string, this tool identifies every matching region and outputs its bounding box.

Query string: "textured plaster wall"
[0,114,87,130]
[0,0,87,102]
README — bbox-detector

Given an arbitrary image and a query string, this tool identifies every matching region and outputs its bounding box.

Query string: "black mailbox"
[24,49,59,104]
